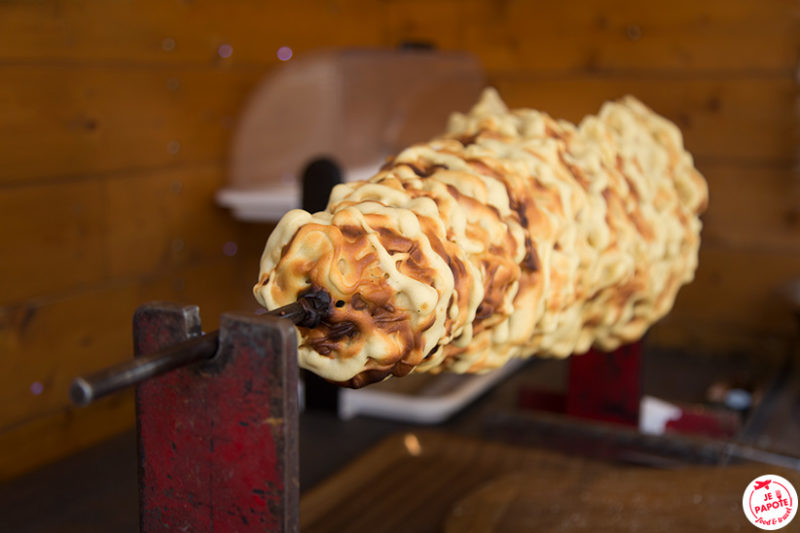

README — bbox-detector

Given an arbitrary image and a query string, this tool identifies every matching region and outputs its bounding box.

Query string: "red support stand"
[566,341,642,427]
[135,303,299,533]
[517,341,643,427]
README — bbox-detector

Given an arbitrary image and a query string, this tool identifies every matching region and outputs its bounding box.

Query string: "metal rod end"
[70,377,93,407]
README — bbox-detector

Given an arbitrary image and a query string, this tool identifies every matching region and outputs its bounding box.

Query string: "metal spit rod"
[70,290,331,406]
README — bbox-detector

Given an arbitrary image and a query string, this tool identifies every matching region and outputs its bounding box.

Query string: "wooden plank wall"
[0,0,797,479]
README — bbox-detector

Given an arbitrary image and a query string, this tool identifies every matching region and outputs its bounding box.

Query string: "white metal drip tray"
[216,162,383,222]
[338,358,525,424]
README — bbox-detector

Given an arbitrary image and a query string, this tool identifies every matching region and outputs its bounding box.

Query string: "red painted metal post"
[135,303,299,532]
[566,341,643,427]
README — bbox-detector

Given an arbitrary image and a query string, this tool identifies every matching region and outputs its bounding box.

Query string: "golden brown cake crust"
[254,89,708,387]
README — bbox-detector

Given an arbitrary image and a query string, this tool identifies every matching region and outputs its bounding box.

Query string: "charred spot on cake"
[403,162,448,178]
[342,358,420,388]
[279,238,294,263]
[544,123,564,141]
[474,302,493,322]
[302,340,333,356]
[340,225,364,240]
[488,244,504,256]
[444,183,462,201]
[341,367,393,388]
[424,345,441,361]
[456,132,481,146]
[467,158,504,180]
[349,292,408,333]
[426,233,449,262]
[486,203,503,221]
[398,244,436,287]
[408,243,425,264]
[474,258,518,323]
[350,293,368,311]
[509,196,530,228]
[375,227,414,254]
[330,321,359,340]
[523,237,540,271]
[393,361,415,377]
[584,316,602,327]
[558,151,591,189]
[451,254,467,280]
[379,156,396,171]
[293,285,334,328]
[586,290,603,303]
[373,308,406,329]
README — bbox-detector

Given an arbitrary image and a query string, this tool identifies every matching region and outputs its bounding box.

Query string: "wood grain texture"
[676,246,800,327]
[0,284,137,430]
[0,392,134,481]
[444,468,771,532]
[460,0,800,74]
[651,245,800,353]
[0,0,797,480]
[2,0,796,73]
[648,317,789,358]
[0,66,260,184]
[0,164,273,305]
[492,77,797,162]
[301,430,799,533]
[0,69,791,186]
[0,257,263,434]
[0,252,268,478]
[0,0,384,65]
[699,164,800,251]
[105,163,242,279]
[0,179,107,306]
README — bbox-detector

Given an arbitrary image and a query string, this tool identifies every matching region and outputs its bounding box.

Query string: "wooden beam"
[0,0,384,65]
[492,76,797,162]
[0,392,134,481]
[1,0,797,74]
[665,245,800,336]
[699,164,800,252]
[0,258,263,434]
[0,66,261,184]
[460,0,800,74]
[0,178,107,306]
[0,68,793,186]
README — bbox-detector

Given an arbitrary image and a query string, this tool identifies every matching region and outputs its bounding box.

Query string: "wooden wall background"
[0,0,797,480]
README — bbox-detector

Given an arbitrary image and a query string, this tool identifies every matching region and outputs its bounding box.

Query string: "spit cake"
[254,89,708,387]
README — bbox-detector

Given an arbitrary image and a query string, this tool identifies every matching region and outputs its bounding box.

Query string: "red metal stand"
[517,341,643,427]
[135,303,299,533]
[566,342,642,426]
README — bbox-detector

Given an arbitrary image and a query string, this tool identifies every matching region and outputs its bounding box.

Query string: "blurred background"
[0,0,798,505]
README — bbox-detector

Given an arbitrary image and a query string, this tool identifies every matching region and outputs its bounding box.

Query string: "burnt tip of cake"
[295,286,333,328]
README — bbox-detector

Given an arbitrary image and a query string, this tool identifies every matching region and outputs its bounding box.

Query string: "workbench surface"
[2,349,798,532]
